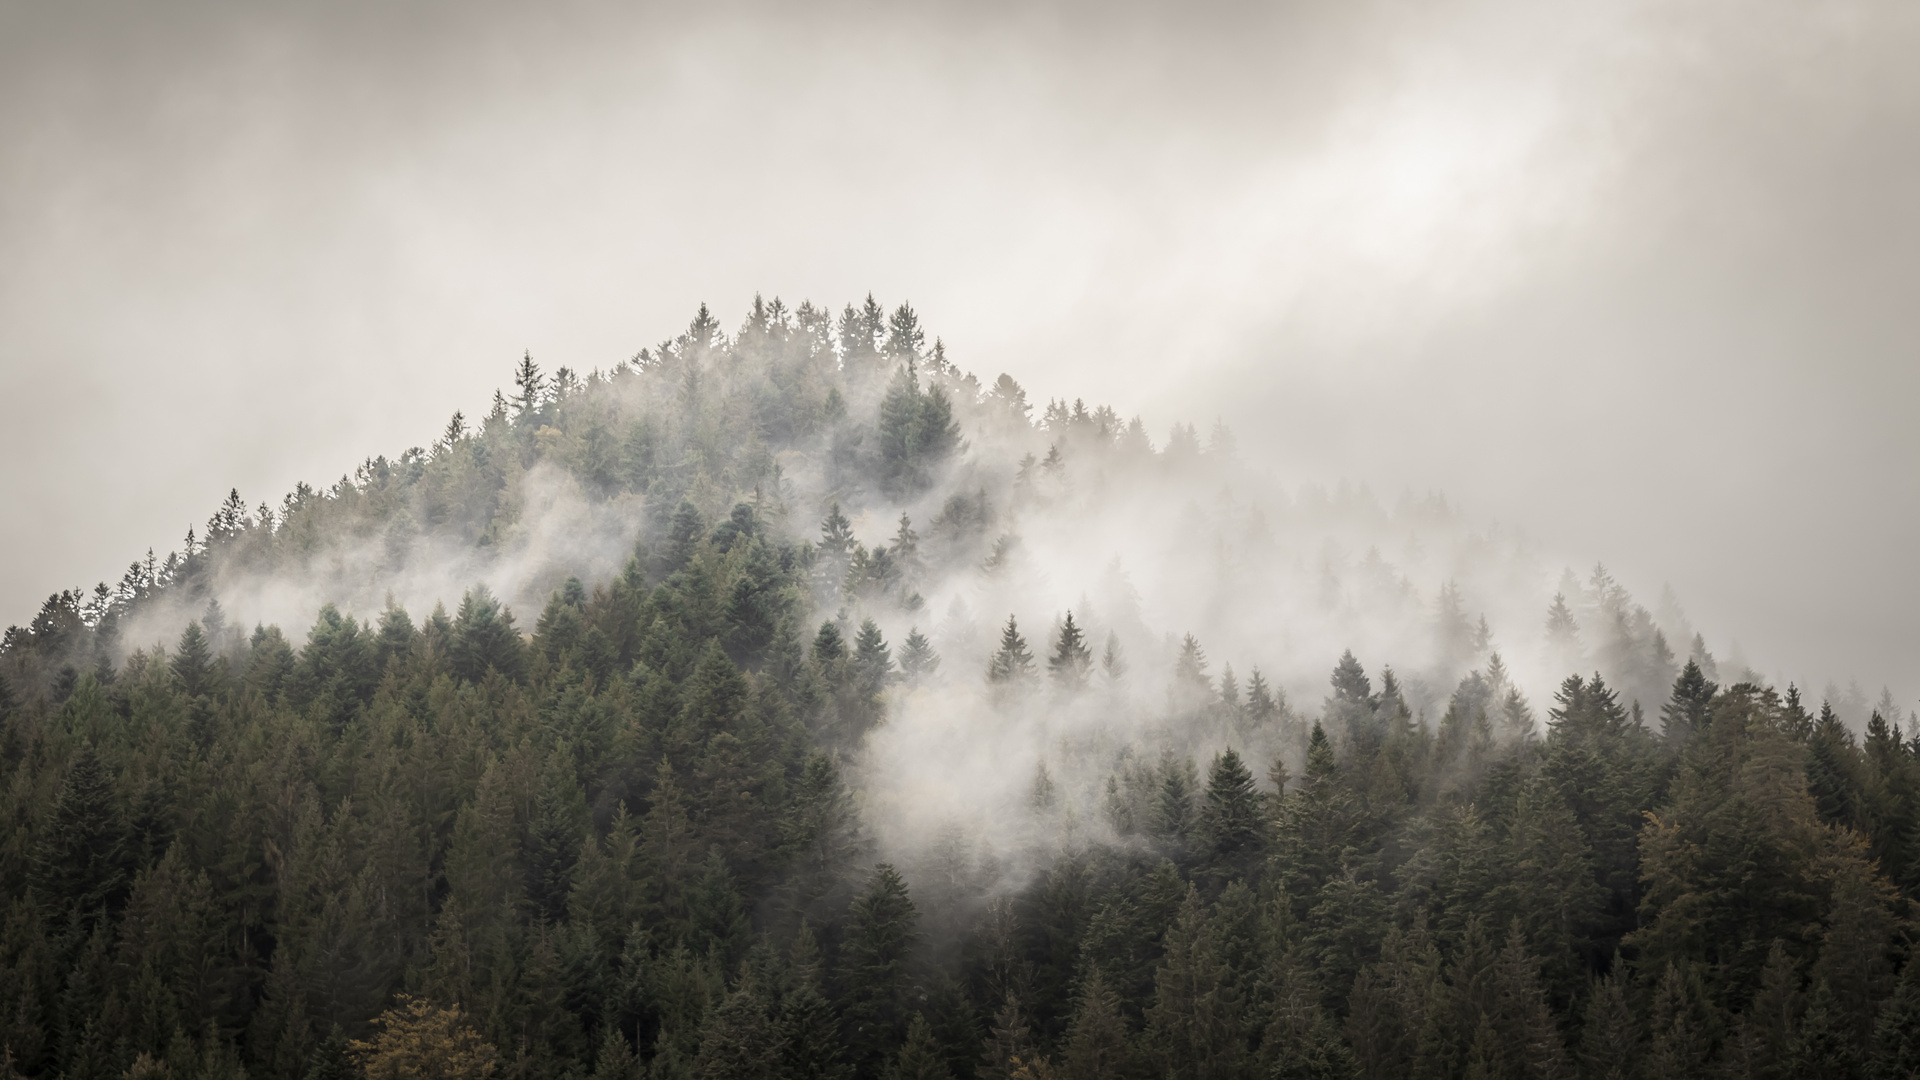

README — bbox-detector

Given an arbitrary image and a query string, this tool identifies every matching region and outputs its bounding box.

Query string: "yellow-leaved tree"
[350,996,498,1080]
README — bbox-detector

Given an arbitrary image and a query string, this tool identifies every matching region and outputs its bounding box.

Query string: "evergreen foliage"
[1,294,1911,1080]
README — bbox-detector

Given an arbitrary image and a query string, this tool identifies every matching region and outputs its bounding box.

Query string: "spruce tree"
[1047,613,1092,692]
[884,303,926,364]
[1790,978,1859,1080]
[977,992,1037,1080]
[1171,634,1211,712]
[854,620,895,693]
[1576,971,1638,1080]
[691,971,780,1080]
[31,748,130,925]
[1869,958,1920,1080]
[1199,749,1263,870]
[899,629,940,683]
[170,621,217,699]
[987,617,1036,687]
[1659,660,1717,749]
[887,1014,952,1080]
[1062,966,1131,1080]
[1146,886,1243,1080]
[840,864,921,1076]
[1100,632,1129,690]
[448,584,525,684]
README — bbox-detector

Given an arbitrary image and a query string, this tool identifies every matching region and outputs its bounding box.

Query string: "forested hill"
[2,297,1919,1080]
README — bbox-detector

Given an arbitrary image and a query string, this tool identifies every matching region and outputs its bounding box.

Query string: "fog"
[3,0,1917,711]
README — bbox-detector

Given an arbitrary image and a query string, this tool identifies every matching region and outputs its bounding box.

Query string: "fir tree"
[899,628,940,683]
[987,616,1036,687]
[512,351,547,419]
[448,584,525,684]
[1047,614,1092,692]
[1062,966,1131,1080]
[1199,749,1263,870]
[887,1014,952,1080]
[1146,886,1244,1079]
[841,864,921,1076]
[1660,659,1717,749]
[31,748,131,926]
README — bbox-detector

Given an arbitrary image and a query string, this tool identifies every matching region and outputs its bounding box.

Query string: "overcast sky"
[2,0,1916,705]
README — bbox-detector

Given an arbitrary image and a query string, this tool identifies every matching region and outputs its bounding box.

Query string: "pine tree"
[879,365,930,496]
[1481,922,1571,1080]
[512,351,547,419]
[1146,886,1243,1080]
[1061,967,1131,1080]
[1545,594,1582,675]
[1643,963,1712,1080]
[841,864,921,1076]
[1153,758,1198,849]
[170,621,217,699]
[691,970,780,1080]
[448,584,525,684]
[899,629,940,683]
[1047,614,1092,691]
[888,1014,952,1080]
[1199,749,1263,870]
[1869,957,1920,1080]
[885,303,926,365]
[1659,660,1717,749]
[1790,978,1860,1080]
[1576,970,1638,1080]
[1100,632,1129,690]
[1171,634,1212,712]
[590,1024,640,1080]
[854,620,895,693]
[978,992,1037,1080]
[987,617,1036,687]
[31,748,130,925]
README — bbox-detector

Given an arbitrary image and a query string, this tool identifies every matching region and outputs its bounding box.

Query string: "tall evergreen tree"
[1047,614,1092,692]
[841,865,921,1076]
[987,617,1036,687]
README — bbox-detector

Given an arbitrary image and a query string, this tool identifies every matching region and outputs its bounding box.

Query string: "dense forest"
[3,296,1918,1080]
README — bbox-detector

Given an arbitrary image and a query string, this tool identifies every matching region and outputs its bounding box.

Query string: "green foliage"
[5,295,1919,1080]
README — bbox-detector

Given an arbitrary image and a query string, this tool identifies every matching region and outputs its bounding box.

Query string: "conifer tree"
[887,1014,952,1080]
[987,617,1036,687]
[1100,632,1129,690]
[781,949,852,1080]
[884,304,926,365]
[899,629,940,683]
[855,620,895,692]
[977,992,1037,1080]
[1643,963,1712,1079]
[1545,594,1582,674]
[841,865,921,1076]
[1061,966,1131,1080]
[1660,659,1717,749]
[692,970,781,1080]
[1171,634,1212,712]
[1199,749,1263,871]
[448,584,525,684]
[1047,614,1092,692]
[170,621,217,699]
[1576,971,1638,1080]
[1870,958,1920,1080]
[513,351,547,419]
[31,748,130,926]
[1146,886,1243,1080]
[1790,978,1859,1079]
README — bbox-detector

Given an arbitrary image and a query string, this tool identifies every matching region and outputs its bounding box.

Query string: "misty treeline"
[2,297,1918,1080]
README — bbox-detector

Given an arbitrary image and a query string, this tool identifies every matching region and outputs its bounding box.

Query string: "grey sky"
[2,0,1916,705]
